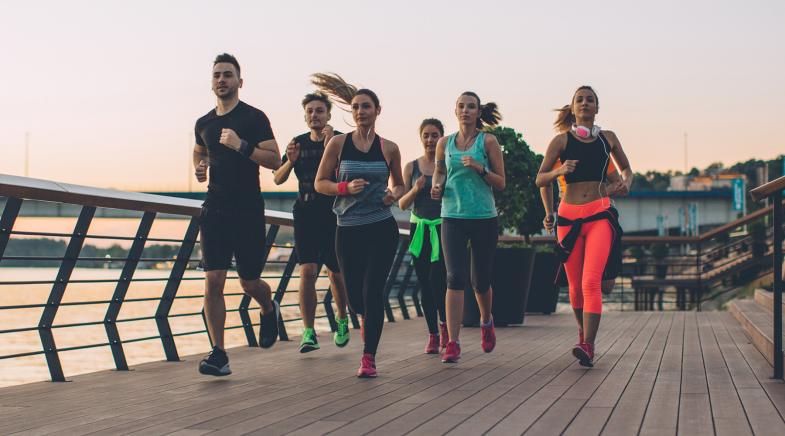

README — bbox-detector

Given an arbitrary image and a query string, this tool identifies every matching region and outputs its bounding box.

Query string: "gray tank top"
[410,159,441,220]
[332,133,393,226]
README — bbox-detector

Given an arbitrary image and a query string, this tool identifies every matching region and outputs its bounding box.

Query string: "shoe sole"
[357,371,377,378]
[199,363,231,376]
[299,344,320,353]
[572,347,594,367]
[441,357,460,363]
[259,302,281,349]
[425,349,439,355]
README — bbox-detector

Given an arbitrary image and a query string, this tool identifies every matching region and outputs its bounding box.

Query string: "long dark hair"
[310,72,380,109]
[461,91,501,129]
[554,85,599,133]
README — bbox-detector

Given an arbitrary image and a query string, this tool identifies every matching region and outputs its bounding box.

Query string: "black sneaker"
[259,300,280,349]
[199,346,231,376]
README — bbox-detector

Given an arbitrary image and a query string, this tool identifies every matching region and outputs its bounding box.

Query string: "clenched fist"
[219,128,242,150]
[286,139,301,163]
[347,178,369,195]
[195,160,208,183]
[558,160,578,176]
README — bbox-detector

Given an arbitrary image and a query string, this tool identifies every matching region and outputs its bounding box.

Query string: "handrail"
[0,173,420,383]
[751,175,785,202]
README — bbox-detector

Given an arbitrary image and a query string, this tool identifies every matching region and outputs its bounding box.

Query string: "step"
[754,288,785,314]
[729,299,785,367]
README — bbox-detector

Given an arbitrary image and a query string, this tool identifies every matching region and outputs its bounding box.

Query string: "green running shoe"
[334,317,350,347]
[299,328,319,353]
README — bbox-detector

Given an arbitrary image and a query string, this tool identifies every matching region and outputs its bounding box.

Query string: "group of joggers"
[194,53,633,378]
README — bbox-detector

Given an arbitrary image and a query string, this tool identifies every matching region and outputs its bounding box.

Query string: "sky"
[1,0,783,192]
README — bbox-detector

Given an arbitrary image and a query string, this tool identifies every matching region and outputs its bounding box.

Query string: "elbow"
[314,180,327,195]
[498,180,506,191]
[535,175,546,188]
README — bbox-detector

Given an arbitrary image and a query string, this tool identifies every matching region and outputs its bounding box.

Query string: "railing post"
[0,197,22,261]
[104,212,155,371]
[397,255,414,320]
[156,217,199,362]
[272,252,298,341]
[39,205,95,381]
[237,224,279,347]
[772,190,783,379]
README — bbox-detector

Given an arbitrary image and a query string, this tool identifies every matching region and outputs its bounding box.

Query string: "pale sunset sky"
[1,0,783,192]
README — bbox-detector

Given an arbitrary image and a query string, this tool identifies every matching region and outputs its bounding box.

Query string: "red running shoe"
[425,334,440,354]
[439,322,449,349]
[481,319,496,353]
[441,341,461,363]
[572,342,594,367]
[357,353,377,378]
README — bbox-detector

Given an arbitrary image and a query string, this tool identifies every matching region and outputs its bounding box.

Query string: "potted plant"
[463,126,539,326]
[651,243,669,279]
[525,244,561,315]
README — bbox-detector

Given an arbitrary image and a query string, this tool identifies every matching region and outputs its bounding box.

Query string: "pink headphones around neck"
[572,124,601,139]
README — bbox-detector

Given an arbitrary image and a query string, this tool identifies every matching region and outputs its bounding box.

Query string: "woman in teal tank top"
[431,91,506,363]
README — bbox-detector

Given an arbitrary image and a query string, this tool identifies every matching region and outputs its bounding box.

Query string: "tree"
[486,126,545,242]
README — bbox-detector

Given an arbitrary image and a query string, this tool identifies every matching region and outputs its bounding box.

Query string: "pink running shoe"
[441,341,461,363]
[439,322,449,349]
[481,318,496,353]
[357,353,377,378]
[572,342,595,367]
[425,334,440,354]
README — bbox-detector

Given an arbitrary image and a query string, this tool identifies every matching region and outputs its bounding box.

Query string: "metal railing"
[0,174,420,382]
[751,175,784,379]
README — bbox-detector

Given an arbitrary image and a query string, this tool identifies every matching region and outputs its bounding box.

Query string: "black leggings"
[410,223,447,334]
[441,217,498,293]
[335,217,399,355]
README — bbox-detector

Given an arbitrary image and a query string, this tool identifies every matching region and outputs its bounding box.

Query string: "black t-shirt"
[282,131,341,210]
[195,101,275,211]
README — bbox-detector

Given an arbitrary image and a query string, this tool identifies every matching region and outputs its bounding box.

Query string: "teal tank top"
[441,132,497,219]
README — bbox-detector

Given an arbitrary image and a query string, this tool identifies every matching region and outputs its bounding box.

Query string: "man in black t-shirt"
[273,92,350,353]
[193,53,282,376]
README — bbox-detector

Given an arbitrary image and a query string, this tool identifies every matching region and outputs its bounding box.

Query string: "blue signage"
[732,178,745,212]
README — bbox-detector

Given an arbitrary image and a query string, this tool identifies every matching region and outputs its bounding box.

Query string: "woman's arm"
[398,160,419,210]
[536,134,572,187]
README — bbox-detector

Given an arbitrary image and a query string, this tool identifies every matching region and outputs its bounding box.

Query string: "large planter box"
[463,246,536,327]
[525,251,561,315]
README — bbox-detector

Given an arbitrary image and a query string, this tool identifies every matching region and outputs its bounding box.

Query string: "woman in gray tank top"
[313,73,405,379]
[399,119,448,355]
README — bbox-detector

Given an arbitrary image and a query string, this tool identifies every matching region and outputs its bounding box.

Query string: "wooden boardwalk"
[1,312,784,435]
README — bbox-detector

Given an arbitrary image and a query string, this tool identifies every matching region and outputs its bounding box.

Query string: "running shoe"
[481,318,496,353]
[442,341,461,363]
[425,334,440,354]
[334,317,350,347]
[299,327,319,353]
[259,300,280,349]
[572,342,595,367]
[199,346,231,376]
[357,353,377,378]
[439,322,449,349]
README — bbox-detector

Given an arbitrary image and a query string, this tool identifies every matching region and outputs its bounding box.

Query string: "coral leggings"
[556,198,613,314]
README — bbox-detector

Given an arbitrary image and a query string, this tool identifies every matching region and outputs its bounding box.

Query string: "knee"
[446,271,466,291]
[239,278,265,294]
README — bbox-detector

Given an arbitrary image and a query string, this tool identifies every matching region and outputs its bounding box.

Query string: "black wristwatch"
[480,166,489,177]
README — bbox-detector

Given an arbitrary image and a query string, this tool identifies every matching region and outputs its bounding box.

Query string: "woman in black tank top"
[536,86,633,367]
[399,119,448,354]
[313,73,405,378]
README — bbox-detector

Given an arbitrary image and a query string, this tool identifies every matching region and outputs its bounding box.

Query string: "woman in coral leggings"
[536,86,632,367]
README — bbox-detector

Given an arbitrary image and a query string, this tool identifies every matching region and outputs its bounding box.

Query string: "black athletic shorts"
[293,202,340,272]
[198,206,267,280]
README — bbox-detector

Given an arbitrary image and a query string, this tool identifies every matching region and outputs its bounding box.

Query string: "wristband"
[239,139,254,158]
[337,181,349,196]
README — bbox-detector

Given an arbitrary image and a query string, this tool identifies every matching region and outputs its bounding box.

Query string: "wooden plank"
[698,313,752,436]
[677,313,713,436]
[718,312,785,433]
[639,311,685,436]
[514,313,660,435]
[444,313,640,435]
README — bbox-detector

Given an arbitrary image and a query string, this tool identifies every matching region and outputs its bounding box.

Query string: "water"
[0,267,331,387]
